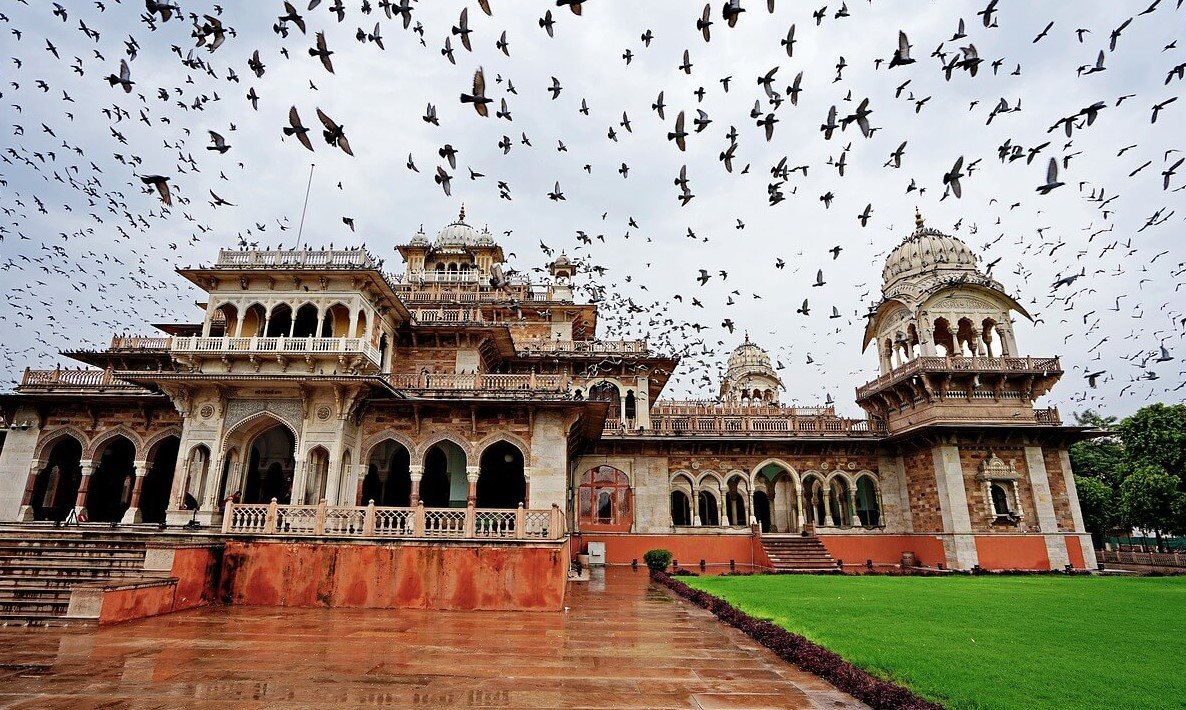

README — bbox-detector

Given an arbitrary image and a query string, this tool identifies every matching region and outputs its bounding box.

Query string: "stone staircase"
[0,531,159,626]
[761,535,838,572]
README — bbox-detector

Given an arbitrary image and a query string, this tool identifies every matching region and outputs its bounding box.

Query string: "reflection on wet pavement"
[0,567,865,709]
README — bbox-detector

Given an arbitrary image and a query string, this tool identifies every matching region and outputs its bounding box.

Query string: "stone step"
[761,536,837,571]
[0,612,96,628]
[0,598,70,615]
[0,588,72,603]
[0,563,146,578]
[0,552,146,565]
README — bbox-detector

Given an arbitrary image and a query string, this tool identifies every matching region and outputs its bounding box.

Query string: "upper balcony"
[384,372,571,400]
[518,339,650,357]
[603,400,885,438]
[108,335,174,351]
[214,248,380,271]
[856,356,1062,400]
[170,335,382,373]
[19,367,148,393]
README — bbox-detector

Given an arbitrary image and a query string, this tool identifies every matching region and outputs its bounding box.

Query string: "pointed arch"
[222,411,300,454]
[414,430,473,462]
[85,425,144,461]
[33,426,89,462]
[824,470,856,487]
[474,432,531,467]
[750,458,800,488]
[360,429,417,464]
[144,427,184,462]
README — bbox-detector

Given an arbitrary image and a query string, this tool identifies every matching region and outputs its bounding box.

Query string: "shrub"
[642,548,673,571]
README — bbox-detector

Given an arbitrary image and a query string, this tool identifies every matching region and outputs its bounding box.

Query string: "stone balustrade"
[20,367,142,391]
[222,499,566,541]
[519,339,649,356]
[856,355,1062,399]
[170,335,382,364]
[109,335,174,350]
[605,411,885,437]
[385,372,569,395]
[214,248,379,270]
[411,308,488,324]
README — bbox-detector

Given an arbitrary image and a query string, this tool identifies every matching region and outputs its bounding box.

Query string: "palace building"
[0,210,1095,614]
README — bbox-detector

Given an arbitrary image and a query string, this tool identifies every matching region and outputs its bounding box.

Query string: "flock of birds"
[1,0,1185,414]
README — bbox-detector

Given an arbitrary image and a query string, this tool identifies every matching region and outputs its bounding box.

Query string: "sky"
[1,0,1184,419]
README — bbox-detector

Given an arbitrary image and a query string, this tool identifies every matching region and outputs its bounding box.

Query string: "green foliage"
[1118,403,1186,479]
[642,548,672,571]
[1068,410,1125,488]
[1118,464,1186,539]
[1073,475,1115,545]
[685,574,1186,710]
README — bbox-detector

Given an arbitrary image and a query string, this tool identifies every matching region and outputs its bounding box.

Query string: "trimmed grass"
[684,574,1186,710]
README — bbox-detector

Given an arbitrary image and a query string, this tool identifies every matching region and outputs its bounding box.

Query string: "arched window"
[670,491,691,526]
[990,483,1013,516]
[624,391,636,420]
[855,476,881,527]
[578,465,631,528]
[698,491,720,526]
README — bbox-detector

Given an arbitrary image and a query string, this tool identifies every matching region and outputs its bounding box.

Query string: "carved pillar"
[408,464,423,506]
[17,460,45,521]
[848,486,861,527]
[290,457,307,504]
[466,465,480,506]
[121,461,150,524]
[74,463,95,517]
[691,486,702,526]
[795,485,806,533]
[823,484,835,527]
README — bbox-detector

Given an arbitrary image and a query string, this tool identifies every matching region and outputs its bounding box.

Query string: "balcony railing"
[520,339,649,356]
[651,401,835,416]
[20,367,143,391]
[411,308,487,324]
[109,335,173,350]
[385,372,570,396]
[606,412,885,437]
[391,282,558,303]
[171,335,381,364]
[856,356,1062,399]
[214,248,378,270]
[222,499,566,541]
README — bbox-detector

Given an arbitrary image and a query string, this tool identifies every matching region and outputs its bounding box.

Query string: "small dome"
[720,335,783,403]
[882,213,979,291]
[409,224,429,246]
[552,252,573,267]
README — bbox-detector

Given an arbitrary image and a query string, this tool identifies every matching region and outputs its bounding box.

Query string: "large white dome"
[882,217,979,291]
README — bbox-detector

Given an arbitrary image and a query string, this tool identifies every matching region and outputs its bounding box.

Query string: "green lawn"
[684,574,1186,710]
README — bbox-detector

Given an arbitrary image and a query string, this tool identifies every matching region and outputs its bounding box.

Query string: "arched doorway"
[242,424,295,504]
[33,436,83,521]
[476,441,525,509]
[803,476,827,526]
[265,304,292,337]
[140,436,180,524]
[670,490,692,526]
[422,440,464,507]
[293,304,319,338]
[829,478,852,528]
[87,436,137,523]
[363,440,411,506]
[856,476,881,527]
[697,490,720,526]
[752,489,771,532]
[724,476,747,526]
[305,446,330,503]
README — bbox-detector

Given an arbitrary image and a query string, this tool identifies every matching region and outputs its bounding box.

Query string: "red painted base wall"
[576,533,771,569]
[817,535,948,568]
[976,536,1051,570]
[219,540,569,611]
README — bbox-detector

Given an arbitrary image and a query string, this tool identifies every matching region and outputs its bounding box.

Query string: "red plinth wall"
[218,540,569,611]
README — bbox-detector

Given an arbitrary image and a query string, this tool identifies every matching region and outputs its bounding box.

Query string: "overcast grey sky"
[1,0,1183,417]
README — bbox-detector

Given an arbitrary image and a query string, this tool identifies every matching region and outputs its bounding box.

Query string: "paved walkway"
[0,568,865,709]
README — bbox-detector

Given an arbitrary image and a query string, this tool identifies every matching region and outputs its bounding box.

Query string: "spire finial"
[458,203,466,222]
[914,207,924,228]
[744,331,750,343]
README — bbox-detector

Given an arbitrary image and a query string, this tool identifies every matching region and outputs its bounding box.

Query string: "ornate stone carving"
[976,452,1020,481]
[224,399,303,435]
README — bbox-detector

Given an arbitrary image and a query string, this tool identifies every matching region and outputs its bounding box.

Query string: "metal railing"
[170,335,381,364]
[856,356,1062,399]
[222,500,565,541]
[1098,549,1186,568]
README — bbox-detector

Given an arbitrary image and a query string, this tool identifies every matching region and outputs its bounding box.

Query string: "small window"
[990,483,1013,517]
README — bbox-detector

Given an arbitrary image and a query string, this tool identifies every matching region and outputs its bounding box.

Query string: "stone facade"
[0,212,1097,571]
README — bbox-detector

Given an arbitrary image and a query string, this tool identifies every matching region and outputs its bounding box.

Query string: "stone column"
[823,486,835,527]
[408,464,423,505]
[848,486,861,527]
[74,463,95,519]
[466,465,480,506]
[522,466,533,507]
[17,460,44,521]
[795,485,805,533]
[290,457,307,504]
[121,461,150,524]
[1059,449,1098,569]
[691,486,702,526]
[932,445,979,569]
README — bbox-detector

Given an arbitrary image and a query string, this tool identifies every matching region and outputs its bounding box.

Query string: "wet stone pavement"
[0,568,866,709]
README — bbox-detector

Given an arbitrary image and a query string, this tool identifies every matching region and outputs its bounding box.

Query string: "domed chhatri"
[395,208,505,283]
[433,205,486,248]
[881,210,979,292]
[720,333,783,405]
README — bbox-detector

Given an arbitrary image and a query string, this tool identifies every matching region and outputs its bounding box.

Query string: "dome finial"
[458,203,466,223]
[914,207,924,228]
[744,331,750,343]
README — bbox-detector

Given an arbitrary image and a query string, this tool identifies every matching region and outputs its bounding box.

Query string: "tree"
[1118,464,1185,551]
[1074,475,1115,548]
[1069,410,1125,488]
[1118,404,1186,482]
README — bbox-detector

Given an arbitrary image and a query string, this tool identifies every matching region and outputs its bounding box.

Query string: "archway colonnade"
[668,461,883,533]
